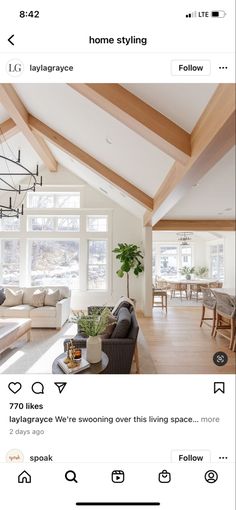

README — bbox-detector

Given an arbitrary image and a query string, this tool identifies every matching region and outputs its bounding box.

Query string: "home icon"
[18,471,31,483]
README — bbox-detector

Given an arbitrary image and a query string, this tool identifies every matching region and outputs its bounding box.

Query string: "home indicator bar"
[76,504,161,507]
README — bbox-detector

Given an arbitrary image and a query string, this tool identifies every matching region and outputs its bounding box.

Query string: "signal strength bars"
[186,11,197,18]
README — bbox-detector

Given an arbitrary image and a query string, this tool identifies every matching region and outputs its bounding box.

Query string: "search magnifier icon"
[65,470,78,483]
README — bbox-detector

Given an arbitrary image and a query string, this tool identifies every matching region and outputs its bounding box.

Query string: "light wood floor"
[138,307,236,374]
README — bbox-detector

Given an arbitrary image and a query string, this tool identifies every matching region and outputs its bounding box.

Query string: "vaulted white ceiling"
[122,83,218,132]
[1,82,233,222]
[166,148,235,220]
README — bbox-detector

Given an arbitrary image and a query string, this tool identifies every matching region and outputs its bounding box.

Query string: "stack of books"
[58,357,90,374]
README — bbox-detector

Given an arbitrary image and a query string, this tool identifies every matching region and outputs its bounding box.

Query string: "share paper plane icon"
[54,382,67,394]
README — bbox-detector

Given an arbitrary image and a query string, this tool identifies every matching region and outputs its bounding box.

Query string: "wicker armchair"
[200,287,216,335]
[209,281,223,289]
[212,291,236,350]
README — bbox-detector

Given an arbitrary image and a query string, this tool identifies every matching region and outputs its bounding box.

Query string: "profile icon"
[204,470,218,483]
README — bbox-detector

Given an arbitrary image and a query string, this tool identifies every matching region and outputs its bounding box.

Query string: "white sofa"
[0,286,71,329]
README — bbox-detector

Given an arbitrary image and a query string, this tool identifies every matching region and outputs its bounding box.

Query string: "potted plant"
[112,243,144,298]
[194,266,209,278]
[71,308,111,363]
[179,266,195,280]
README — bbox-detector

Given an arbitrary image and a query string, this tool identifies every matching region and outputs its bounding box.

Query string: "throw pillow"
[112,296,134,316]
[0,288,6,306]
[101,313,117,339]
[44,288,61,307]
[111,307,131,338]
[2,288,23,307]
[32,289,46,308]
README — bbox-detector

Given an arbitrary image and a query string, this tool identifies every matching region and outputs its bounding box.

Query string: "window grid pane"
[30,240,80,289]
[160,245,178,277]
[28,216,80,232]
[87,215,108,232]
[27,192,80,209]
[88,240,107,289]
[1,240,20,285]
[0,217,20,231]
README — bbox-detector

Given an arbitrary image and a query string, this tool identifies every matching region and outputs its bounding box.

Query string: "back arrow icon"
[8,35,15,46]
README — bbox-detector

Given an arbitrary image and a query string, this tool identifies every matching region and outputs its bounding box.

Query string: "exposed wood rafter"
[28,115,153,210]
[69,83,191,164]
[153,220,236,232]
[144,84,236,227]
[0,118,18,140]
[0,84,58,171]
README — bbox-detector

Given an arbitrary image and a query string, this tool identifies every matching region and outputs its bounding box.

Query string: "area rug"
[0,322,157,374]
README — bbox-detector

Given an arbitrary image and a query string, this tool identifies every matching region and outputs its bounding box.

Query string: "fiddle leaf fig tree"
[112,243,144,298]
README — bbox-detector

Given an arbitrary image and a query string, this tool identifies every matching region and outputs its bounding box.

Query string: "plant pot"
[86,335,102,364]
[186,274,191,280]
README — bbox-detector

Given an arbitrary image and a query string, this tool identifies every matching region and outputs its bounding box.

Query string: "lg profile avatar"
[6,59,24,76]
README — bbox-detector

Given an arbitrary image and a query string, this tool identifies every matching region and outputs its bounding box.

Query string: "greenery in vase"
[179,266,195,276]
[71,307,111,337]
[194,266,209,277]
[112,243,144,298]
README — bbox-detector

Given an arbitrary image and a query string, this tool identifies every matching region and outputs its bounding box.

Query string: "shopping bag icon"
[158,470,171,483]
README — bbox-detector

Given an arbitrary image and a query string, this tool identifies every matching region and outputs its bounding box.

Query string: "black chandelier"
[0,132,43,217]
[0,196,24,218]
[176,232,193,246]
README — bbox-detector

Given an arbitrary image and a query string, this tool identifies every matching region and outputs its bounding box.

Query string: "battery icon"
[211,10,226,17]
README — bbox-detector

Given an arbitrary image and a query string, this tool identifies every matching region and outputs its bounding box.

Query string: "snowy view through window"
[0,193,109,290]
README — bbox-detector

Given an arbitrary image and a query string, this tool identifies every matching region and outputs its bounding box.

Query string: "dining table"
[164,278,218,285]
[162,278,222,300]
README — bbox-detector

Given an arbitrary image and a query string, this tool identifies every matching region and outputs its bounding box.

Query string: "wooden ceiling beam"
[0,118,18,140]
[146,84,236,227]
[153,220,236,231]
[69,83,191,164]
[29,114,153,210]
[0,84,58,171]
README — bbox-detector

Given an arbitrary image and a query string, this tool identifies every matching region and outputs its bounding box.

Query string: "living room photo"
[0,83,235,375]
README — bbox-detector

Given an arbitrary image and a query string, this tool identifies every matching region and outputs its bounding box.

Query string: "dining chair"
[170,282,188,301]
[209,281,223,289]
[155,279,168,290]
[190,283,208,301]
[152,287,168,311]
[200,287,216,335]
[212,291,236,350]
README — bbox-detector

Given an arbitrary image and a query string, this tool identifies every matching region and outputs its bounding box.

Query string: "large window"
[30,240,80,288]
[152,243,193,281]
[210,243,224,280]
[0,239,20,284]
[27,192,80,209]
[1,190,110,292]
[88,240,107,290]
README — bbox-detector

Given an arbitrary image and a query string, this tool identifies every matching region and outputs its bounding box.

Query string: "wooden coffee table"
[52,349,109,374]
[0,318,31,355]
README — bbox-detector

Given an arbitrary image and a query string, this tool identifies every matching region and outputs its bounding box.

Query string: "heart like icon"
[8,382,22,394]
